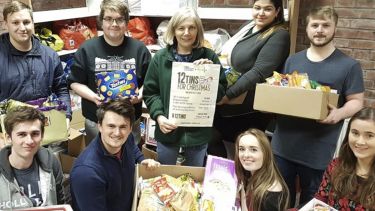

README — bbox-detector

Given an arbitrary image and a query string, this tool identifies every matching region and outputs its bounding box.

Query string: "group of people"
[0,0,373,210]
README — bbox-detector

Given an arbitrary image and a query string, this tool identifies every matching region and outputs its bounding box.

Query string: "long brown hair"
[253,0,287,39]
[234,128,289,210]
[332,107,375,209]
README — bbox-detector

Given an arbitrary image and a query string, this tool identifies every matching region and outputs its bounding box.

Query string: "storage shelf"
[33,7,97,23]
[57,49,77,56]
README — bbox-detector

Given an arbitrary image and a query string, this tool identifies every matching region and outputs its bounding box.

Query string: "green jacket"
[143,46,227,147]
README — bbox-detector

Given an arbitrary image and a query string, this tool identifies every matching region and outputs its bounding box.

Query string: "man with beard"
[271,6,364,208]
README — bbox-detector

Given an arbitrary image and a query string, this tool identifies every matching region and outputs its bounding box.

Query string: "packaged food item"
[170,183,198,211]
[95,67,138,102]
[137,187,169,211]
[151,177,177,206]
[201,155,237,210]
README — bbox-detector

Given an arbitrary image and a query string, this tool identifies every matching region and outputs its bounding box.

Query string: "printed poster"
[168,62,220,127]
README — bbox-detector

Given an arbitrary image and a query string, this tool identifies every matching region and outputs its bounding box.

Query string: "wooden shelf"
[57,49,77,56]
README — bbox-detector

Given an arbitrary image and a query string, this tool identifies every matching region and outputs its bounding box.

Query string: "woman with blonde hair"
[235,128,289,211]
[143,7,227,166]
[315,107,375,210]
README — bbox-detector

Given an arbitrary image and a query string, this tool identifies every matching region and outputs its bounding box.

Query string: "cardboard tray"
[131,164,205,211]
[254,84,339,120]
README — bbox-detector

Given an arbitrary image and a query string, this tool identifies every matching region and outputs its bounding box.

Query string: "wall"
[294,0,375,107]
[0,0,374,106]
[0,0,10,32]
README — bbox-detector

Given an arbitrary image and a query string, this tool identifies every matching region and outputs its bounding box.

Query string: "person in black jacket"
[211,0,290,158]
[0,1,71,148]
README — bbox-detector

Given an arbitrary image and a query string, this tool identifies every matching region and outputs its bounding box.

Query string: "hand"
[141,159,160,170]
[193,58,213,65]
[319,104,342,124]
[157,115,177,134]
[92,94,102,106]
[217,95,229,105]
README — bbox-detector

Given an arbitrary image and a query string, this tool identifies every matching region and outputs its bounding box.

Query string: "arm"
[51,154,66,204]
[70,82,102,106]
[71,166,108,211]
[226,30,290,99]
[143,54,177,134]
[314,160,336,203]
[320,92,364,124]
[51,54,72,120]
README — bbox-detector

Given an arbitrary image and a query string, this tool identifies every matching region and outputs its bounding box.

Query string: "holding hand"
[319,104,341,124]
[193,58,213,65]
[141,159,160,170]
[157,115,177,134]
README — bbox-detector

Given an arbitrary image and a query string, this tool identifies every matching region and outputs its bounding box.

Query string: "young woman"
[211,0,290,158]
[234,128,289,211]
[143,7,227,167]
[315,107,375,210]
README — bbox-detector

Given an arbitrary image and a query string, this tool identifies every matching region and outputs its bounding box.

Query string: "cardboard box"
[254,84,339,120]
[67,128,86,157]
[142,144,158,160]
[131,164,205,211]
[70,108,85,130]
[13,204,73,211]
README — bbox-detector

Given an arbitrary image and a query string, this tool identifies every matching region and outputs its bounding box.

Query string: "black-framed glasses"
[103,17,126,25]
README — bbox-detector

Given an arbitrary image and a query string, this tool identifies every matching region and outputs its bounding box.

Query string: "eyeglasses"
[103,17,126,25]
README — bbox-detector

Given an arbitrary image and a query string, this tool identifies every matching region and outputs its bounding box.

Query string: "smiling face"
[252,0,280,30]
[348,119,375,164]
[174,17,198,54]
[5,9,34,50]
[8,120,42,161]
[98,110,132,154]
[238,134,264,174]
[306,16,336,47]
[101,9,127,45]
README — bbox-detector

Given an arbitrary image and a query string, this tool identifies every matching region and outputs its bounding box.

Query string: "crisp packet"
[151,177,177,206]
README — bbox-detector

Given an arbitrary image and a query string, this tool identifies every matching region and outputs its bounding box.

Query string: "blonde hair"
[234,128,289,211]
[163,7,204,48]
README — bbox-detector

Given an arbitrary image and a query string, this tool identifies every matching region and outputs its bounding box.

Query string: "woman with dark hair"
[212,0,290,157]
[315,107,375,210]
[235,128,289,211]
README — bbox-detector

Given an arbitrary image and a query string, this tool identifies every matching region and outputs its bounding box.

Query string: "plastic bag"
[128,17,156,45]
[35,28,64,51]
[204,28,231,54]
[54,18,97,50]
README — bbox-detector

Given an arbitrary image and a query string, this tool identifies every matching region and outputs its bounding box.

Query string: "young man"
[70,98,159,211]
[271,6,364,207]
[0,1,72,148]
[68,0,151,144]
[0,107,66,209]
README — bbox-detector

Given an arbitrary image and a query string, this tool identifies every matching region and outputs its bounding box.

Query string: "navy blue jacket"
[70,133,144,211]
[0,33,71,118]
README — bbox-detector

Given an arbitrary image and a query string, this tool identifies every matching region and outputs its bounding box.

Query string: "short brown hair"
[98,0,129,26]
[3,0,33,22]
[96,98,135,126]
[306,6,338,26]
[4,106,45,136]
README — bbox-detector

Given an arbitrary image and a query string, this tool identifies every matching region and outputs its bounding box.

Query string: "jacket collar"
[1,33,42,56]
[166,45,207,62]
[0,146,53,181]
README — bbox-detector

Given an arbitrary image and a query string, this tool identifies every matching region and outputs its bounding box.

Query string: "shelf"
[33,7,97,23]
[57,49,77,56]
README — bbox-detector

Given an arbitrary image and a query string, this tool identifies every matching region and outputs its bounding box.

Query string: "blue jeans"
[156,142,208,167]
[274,155,324,208]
